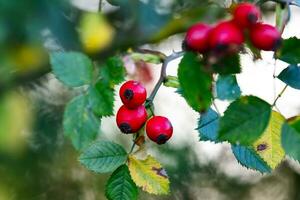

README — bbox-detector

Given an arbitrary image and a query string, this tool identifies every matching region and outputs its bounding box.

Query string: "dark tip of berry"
[247,13,258,24]
[119,123,132,134]
[156,134,168,145]
[182,40,190,51]
[124,89,134,100]
[215,43,228,53]
[273,38,282,51]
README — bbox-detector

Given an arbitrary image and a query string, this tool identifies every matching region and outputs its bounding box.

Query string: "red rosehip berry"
[233,3,261,29]
[119,80,147,109]
[146,116,173,145]
[184,23,212,53]
[116,105,148,134]
[250,23,281,51]
[209,20,245,53]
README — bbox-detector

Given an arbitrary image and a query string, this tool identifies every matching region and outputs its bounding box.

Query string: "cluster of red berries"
[184,2,281,54]
[116,80,173,144]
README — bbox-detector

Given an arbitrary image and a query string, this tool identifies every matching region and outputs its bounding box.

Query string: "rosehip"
[116,105,147,134]
[184,23,212,53]
[146,116,173,145]
[119,80,147,109]
[233,3,261,28]
[209,20,245,53]
[250,23,281,51]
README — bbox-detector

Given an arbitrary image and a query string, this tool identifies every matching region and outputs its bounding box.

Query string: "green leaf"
[105,165,138,200]
[253,111,285,169]
[178,52,213,112]
[100,56,126,86]
[232,145,272,173]
[212,54,241,75]
[79,141,127,173]
[131,52,163,64]
[63,95,100,150]
[128,155,169,195]
[216,75,241,101]
[278,64,300,90]
[88,81,115,117]
[218,96,271,146]
[282,117,300,162]
[50,51,93,87]
[197,108,220,142]
[278,37,300,64]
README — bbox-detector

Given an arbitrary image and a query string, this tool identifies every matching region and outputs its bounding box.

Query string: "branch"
[272,84,288,107]
[146,51,185,106]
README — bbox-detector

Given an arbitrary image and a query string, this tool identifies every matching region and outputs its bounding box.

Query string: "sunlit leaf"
[79,12,114,53]
[79,141,127,173]
[105,165,138,200]
[232,145,272,173]
[218,96,271,145]
[50,51,93,87]
[216,75,241,100]
[0,92,33,154]
[178,52,212,112]
[63,95,100,150]
[278,64,300,90]
[253,111,285,169]
[197,108,220,142]
[128,155,169,195]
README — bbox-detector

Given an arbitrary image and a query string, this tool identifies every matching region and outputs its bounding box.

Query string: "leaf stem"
[272,84,288,107]
[145,51,185,107]
[129,133,139,154]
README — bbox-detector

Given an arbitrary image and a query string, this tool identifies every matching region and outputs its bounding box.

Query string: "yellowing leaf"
[79,12,114,53]
[253,111,285,169]
[128,155,169,195]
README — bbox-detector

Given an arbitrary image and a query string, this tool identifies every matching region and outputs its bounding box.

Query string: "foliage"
[3,0,300,199]
[178,52,212,112]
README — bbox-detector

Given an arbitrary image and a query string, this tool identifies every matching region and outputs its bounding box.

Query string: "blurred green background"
[0,0,300,199]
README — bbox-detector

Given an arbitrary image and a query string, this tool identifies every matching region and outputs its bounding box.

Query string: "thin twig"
[129,133,139,154]
[146,51,185,107]
[272,84,288,107]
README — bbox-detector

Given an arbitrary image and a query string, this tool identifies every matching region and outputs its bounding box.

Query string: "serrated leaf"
[63,95,100,150]
[278,64,300,90]
[50,52,93,87]
[278,37,300,64]
[282,118,300,162]
[79,141,127,173]
[197,108,220,142]
[178,52,212,112]
[232,145,272,173]
[253,111,285,169]
[216,75,241,101]
[218,96,271,145]
[88,81,115,117]
[212,54,241,75]
[105,165,138,200]
[100,56,126,86]
[128,155,169,195]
